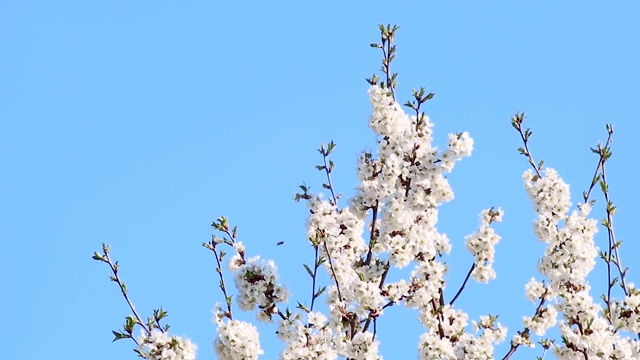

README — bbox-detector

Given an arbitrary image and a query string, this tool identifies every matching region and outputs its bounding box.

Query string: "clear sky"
[2,2,639,359]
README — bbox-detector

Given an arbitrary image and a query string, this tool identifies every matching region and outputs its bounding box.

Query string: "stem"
[449,263,476,305]
[103,251,150,337]
[373,318,378,341]
[309,245,320,312]
[601,158,627,295]
[512,113,542,178]
[208,241,234,320]
[364,203,379,266]
[501,296,547,360]
[322,239,344,302]
[362,264,390,333]
[381,34,395,101]
[321,147,339,207]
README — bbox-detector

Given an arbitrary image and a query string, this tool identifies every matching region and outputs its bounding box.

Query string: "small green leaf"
[327,141,336,154]
[317,257,326,266]
[112,330,128,342]
[303,264,314,278]
[296,301,309,312]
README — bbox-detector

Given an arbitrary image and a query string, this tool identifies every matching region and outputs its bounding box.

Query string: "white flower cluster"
[214,318,264,360]
[232,255,288,322]
[207,84,638,359]
[522,168,640,358]
[610,285,640,334]
[465,208,503,283]
[277,312,338,360]
[212,247,288,359]
[291,85,505,359]
[137,329,197,360]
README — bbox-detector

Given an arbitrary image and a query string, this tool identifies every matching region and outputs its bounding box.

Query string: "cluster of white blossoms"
[210,245,289,359]
[232,255,289,321]
[277,312,338,360]
[214,317,264,360]
[521,169,640,358]
[205,83,504,359]
[137,329,197,360]
[202,83,639,360]
[288,85,506,359]
[465,208,503,283]
[97,26,640,360]
[609,284,640,333]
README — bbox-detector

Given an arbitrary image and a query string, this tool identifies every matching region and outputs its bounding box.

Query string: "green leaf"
[112,330,128,342]
[125,316,136,331]
[327,141,336,154]
[599,180,608,193]
[134,349,145,358]
[317,257,326,266]
[296,301,309,312]
[303,264,314,278]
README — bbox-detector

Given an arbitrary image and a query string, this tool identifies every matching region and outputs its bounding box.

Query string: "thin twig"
[207,240,234,320]
[449,263,476,305]
[309,245,321,312]
[103,248,150,337]
[501,296,547,360]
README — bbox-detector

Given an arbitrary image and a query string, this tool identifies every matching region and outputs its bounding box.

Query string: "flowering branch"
[92,244,152,340]
[209,217,288,323]
[501,294,548,359]
[93,244,195,359]
[95,23,639,360]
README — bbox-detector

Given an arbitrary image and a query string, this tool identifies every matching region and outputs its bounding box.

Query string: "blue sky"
[2,1,639,359]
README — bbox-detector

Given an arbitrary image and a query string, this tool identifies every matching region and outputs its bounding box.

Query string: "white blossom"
[138,329,197,360]
[214,319,263,360]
